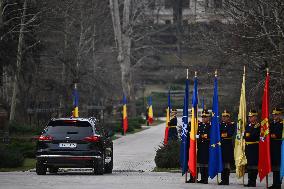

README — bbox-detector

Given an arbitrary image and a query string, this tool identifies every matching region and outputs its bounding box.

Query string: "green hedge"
[154,140,180,169]
[104,116,144,134]
[9,121,43,135]
[0,145,24,168]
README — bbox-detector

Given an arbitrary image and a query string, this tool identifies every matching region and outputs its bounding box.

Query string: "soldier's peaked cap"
[222,110,230,117]
[272,108,283,115]
[201,109,210,117]
[248,110,258,117]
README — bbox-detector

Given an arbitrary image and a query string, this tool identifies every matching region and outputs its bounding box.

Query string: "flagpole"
[215,70,220,185]
[185,69,188,183]
[266,67,269,189]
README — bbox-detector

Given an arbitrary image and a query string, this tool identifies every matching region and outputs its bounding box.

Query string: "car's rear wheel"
[93,154,105,175]
[104,147,113,174]
[36,161,47,175]
[49,167,59,174]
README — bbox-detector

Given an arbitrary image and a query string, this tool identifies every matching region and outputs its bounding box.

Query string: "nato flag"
[180,79,189,175]
[208,75,223,179]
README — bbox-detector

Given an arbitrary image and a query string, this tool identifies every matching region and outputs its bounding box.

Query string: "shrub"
[9,140,36,158]
[0,145,24,168]
[154,140,180,169]
[9,121,43,135]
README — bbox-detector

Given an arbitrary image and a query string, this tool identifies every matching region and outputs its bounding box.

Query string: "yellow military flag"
[234,66,247,178]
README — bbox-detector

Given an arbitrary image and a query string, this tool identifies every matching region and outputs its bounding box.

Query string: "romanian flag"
[180,77,189,175]
[123,95,128,135]
[164,90,171,145]
[72,85,79,118]
[258,71,271,181]
[234,67,247,178]
[188,75,198,177]
[208,73,223,179]
[148,96,154,124]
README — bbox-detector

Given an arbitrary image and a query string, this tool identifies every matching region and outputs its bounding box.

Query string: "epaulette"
[254,123,260,128]
[231,122,235,124]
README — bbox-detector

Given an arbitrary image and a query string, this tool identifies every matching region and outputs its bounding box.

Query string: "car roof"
[51,117,92,122]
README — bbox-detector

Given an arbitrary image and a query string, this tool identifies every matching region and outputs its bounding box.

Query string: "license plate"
[59,143,77,148]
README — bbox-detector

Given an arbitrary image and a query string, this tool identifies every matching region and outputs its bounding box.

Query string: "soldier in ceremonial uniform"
[197,109,211,184]
[168,108,178,141]
[244,110,260,187]
[269,108,283,189]
[219,110,235,185]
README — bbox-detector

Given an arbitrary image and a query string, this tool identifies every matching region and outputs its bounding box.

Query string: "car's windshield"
[44,120,93,137]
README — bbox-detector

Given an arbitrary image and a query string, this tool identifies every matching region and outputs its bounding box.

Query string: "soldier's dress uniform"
[168,109,178,141]
[197,109,211,184]
[269,108,283,189]
[219,110,235,185]
[244,110,260,187]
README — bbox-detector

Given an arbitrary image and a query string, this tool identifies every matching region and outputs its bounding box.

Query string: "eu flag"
[208,74,223,179]
[180,78,189,175]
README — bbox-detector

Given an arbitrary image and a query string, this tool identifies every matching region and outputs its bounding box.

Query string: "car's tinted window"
[45,120,93,137]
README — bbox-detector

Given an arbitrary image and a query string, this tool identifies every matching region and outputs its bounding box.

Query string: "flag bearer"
[244,110,260,187]
[197,109,211,184]
[269,108,283,189]
[219,110,235,185]
[168,108,178,141]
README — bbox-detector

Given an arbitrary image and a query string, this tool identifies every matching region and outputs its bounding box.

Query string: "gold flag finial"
[195,71,197,77]
[266,68,269,75]
[215,70,218,77]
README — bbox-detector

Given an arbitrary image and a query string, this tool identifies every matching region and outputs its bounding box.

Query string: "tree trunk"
[109,0,136,116]
[59,15,69,117]
[9,0,27,121]
[0,0,3,27]
[173,0,183,63]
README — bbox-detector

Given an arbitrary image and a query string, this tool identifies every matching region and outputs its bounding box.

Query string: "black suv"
[35,117,113,175]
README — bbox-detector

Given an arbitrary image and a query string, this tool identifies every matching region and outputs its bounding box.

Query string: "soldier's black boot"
[219,169,229,185]
[268,171,282,189]
[197,168,208,184]
[245,169,257,187]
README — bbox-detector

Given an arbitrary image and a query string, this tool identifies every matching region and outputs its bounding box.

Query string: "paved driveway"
[0,121,273,189]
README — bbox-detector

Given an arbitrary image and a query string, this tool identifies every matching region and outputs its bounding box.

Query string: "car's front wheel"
[36,161,47,175]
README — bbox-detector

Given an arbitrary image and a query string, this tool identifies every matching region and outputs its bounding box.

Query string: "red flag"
[258,72,271,181]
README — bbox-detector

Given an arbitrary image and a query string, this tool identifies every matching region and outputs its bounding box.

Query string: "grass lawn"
[0,158,36,172]
[152,167,180,173]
